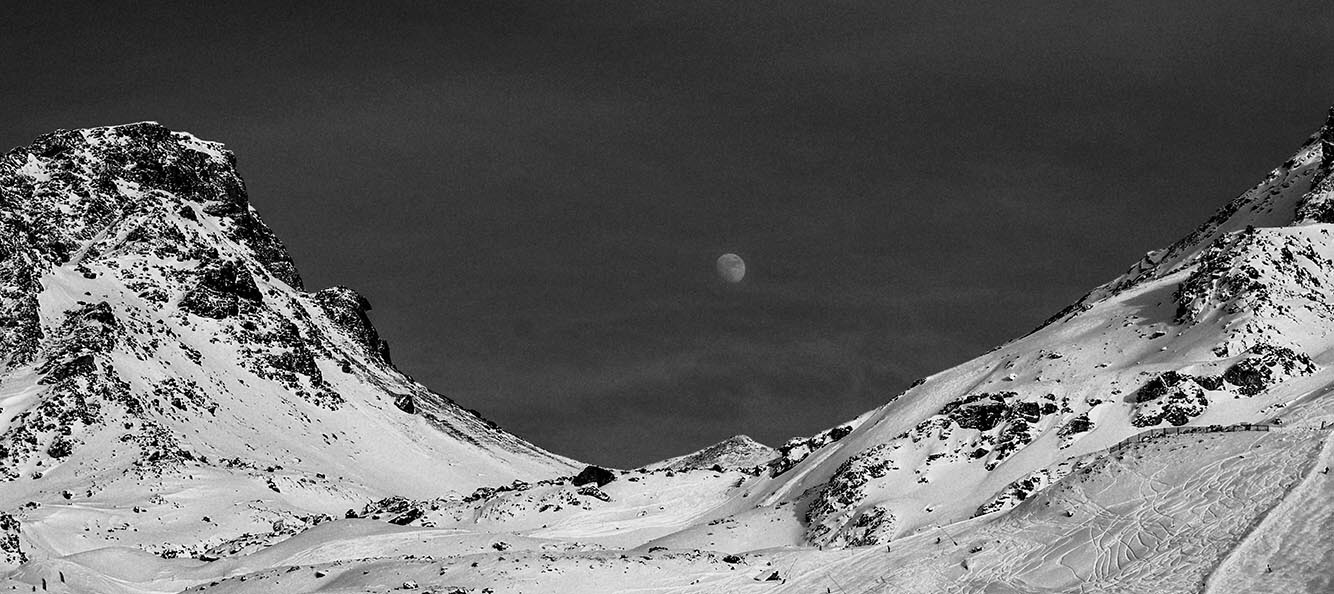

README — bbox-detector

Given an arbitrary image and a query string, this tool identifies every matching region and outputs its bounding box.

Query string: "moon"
[716,253,746,283]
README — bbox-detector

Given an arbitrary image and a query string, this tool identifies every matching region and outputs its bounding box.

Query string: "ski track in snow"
[758,429,1324,594]
[7,115,1334,592]
[1203,424,1334,594]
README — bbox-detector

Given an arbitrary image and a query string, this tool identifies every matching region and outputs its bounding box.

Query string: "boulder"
[394,394,415,414]
[571,465,616,487]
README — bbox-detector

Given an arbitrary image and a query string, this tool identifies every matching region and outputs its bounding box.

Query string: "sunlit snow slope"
[7,106,1334,593]
[0,123,575,571]
[748,107,1334,550]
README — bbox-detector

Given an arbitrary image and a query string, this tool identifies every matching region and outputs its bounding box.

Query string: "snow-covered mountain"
[0,123,575,569]
[770,106,1334,549]
[4,109,1334,593]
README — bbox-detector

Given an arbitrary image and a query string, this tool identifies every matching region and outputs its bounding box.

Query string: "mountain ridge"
[4,111,1334,592]
[0,122,577,568]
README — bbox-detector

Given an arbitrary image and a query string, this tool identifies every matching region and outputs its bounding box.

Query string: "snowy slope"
[6,106,1334,593]
[167,426,1326,594]
[739,108,1334,549]
[0,123,576,571]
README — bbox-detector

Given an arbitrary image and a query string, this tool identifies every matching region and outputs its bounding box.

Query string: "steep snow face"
[0,123,576,515]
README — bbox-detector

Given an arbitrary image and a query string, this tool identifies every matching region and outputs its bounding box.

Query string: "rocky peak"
[645,434,778,472]
[0,122,573,491]
[0,122,300,288]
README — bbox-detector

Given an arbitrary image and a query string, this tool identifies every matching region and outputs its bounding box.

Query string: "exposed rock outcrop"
[571,466,616,487]
[179,259,263,319]
[313,286,391,363]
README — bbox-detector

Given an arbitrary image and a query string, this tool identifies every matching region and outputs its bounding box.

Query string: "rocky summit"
[0,123,574,566]
[4,112,1334,593]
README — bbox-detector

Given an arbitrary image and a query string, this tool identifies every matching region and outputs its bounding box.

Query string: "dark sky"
[4,2,1334,467]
